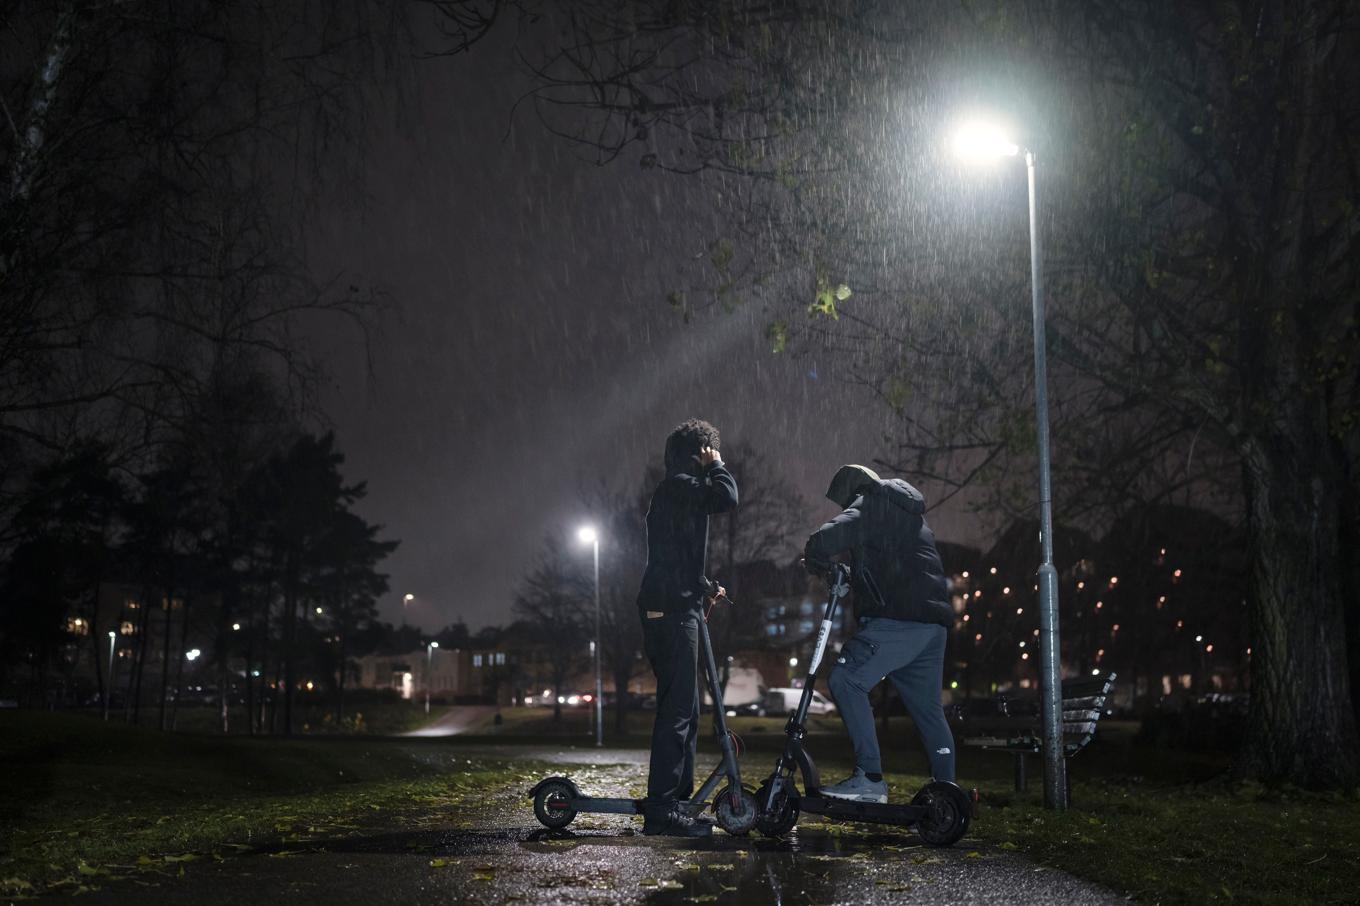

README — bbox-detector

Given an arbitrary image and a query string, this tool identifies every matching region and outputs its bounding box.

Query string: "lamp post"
[952,119,1066,810]
[402,593,414,627]
[104,631,116,721]
[425,641,439,715]
[578,525,603,747]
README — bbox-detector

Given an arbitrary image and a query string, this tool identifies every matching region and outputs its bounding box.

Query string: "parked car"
[764,687,836,716]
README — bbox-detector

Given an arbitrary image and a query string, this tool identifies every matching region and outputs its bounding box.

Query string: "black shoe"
[642,806,713,838]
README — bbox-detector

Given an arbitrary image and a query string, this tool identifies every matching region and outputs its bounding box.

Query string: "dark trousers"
[642,610,700,813]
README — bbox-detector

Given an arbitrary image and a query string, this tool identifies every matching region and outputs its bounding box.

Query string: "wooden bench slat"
[1060,677,1116,699]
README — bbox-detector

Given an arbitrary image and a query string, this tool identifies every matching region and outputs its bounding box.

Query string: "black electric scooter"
[753,563,973,846]
[529,584,758,835]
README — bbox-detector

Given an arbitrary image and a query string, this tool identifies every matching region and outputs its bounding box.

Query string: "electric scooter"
[753,562,973,846]
[529,583,759,835]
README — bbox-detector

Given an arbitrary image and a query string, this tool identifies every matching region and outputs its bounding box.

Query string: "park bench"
[957,672,1117,795]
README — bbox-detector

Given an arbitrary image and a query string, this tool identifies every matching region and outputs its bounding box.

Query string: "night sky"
[307,46,979,631]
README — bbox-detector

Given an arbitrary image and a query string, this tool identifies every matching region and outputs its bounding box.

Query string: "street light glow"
[951,121,1020,160]
[186,648,201,661]
[430,641,439,649]
[403,593,414,603]
[577,525,598,544]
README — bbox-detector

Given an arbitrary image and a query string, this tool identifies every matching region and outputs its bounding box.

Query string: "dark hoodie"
[804,477,951,626]
[636,460,739,614]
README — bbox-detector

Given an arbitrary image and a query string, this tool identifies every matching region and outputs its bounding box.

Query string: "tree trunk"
[613,666,631,734]
[171,593,192,731]
[336,628,348,724]
[281,555,298,735]
[127,585,152,723]
[159,586,175,731]
[1235,425,1360,787]
[1338,442,1360,731]
[87,581,104,714]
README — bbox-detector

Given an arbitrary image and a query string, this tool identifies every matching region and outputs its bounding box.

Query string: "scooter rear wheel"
[911,780,971,847]
[533,778,578,829]
[714,786,758,836]
[754,779,800,837]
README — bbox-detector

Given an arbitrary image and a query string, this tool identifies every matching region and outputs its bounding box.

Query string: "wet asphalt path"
[71,747,1125,906]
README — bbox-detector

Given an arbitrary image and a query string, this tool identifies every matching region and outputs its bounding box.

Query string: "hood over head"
[878,477,927,515]
[826,464,881,508]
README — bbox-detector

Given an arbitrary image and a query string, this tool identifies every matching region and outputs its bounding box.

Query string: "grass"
[141,696,440,736]
[3,711,1357,904]
[0,712,540,897]
[763,720,1360,906]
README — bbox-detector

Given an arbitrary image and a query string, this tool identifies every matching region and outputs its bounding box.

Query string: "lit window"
[120,621,135,635]
[495,652,506,665]
[473,654,483,667]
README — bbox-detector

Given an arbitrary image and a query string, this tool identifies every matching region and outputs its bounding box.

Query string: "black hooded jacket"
[636,461,739,614]
[803,478,951,626]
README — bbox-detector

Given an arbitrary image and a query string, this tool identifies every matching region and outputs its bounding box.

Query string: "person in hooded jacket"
[804,464,956,804]
[636,418,738,836]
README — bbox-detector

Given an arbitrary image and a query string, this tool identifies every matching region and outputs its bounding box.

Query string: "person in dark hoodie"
[636,418,739,837]
[804,464,955,804]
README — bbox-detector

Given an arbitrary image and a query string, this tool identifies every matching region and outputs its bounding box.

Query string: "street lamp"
[952,117,1067,811]
[402,593,414,627]
[104,631,116,721]
[425,641,439,715]
[577,525,603,747]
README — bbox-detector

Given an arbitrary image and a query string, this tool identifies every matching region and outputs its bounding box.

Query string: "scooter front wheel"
[714,786,758,836]
[911,780,971,846]
[754,779,800,837]
[532,777,578,829]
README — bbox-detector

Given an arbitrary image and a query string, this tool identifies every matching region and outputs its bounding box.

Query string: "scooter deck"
[566,796,644,816]
[799,795,925,827]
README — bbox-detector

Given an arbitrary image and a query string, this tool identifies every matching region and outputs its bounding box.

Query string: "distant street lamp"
[952,117,1066,811]
[103,631,116,721]
[577,525,603,747]
[425,641,439,715]
[186,648,201,661]
[402,593,414,627]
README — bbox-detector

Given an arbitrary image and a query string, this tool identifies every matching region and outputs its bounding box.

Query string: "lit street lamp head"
[577,525,598,545]
[430,641,439,649]
[951,120,1021,161]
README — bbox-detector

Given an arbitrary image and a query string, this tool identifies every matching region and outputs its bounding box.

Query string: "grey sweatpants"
[826,617,956,782]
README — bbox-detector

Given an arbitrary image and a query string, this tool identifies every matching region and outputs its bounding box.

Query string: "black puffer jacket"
[803,478,951,626]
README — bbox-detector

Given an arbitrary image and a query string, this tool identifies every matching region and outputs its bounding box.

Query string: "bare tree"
[514,534,588,723]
